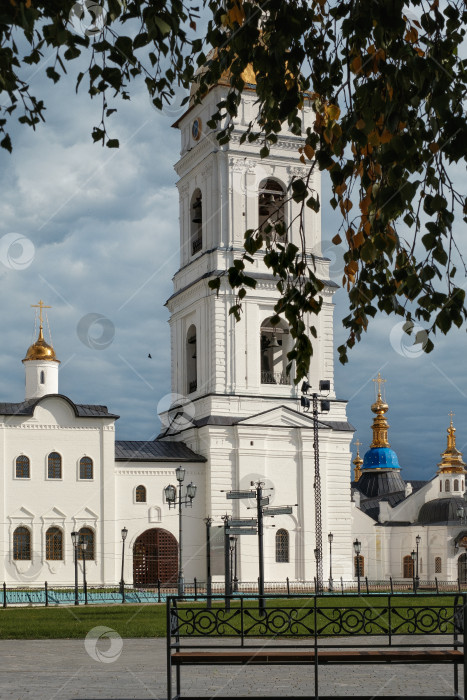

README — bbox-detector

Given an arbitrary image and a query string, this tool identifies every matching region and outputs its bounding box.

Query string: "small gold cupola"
[23,300,60,363]
[437,412,466,474]
[353,439,363,482]
[370,372,390,448]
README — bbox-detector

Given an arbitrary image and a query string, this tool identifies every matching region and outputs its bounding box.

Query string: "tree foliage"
[2,0,467,380]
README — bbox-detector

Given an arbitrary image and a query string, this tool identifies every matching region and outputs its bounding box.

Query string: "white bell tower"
[162,72,354,584]
[23,301,59,400]
[167,73,338,422]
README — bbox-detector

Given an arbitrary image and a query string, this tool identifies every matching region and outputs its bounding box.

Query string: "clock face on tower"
[192,118,202,141]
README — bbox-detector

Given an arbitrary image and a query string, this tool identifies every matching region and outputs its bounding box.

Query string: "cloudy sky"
[1,15,466,484]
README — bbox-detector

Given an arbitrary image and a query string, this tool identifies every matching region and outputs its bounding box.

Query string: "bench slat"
[172,649,463,665]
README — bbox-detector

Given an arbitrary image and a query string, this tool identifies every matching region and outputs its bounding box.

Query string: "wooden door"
[133,528,178,587]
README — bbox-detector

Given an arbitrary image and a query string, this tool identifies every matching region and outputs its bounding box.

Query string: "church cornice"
[167,266,338,308]
[4,424,114,431]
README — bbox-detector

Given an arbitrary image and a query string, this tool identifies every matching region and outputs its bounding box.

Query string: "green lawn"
[0,604,167,639]
[0,595,459,640]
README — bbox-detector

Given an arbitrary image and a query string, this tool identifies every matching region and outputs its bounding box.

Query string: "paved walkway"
[0,638,462,699]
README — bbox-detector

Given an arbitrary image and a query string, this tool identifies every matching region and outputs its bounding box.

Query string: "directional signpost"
[263,506,293,517]
[225,487,296,614]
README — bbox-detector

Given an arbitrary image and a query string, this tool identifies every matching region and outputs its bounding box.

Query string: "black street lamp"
[230,536,238,592]
[120,526,128,601]
[71,531,80,606]
[204,517,212,608]
[415,534,421,591]
[164,466,197,597]
[80,538,88,605]
[353,539,362,594]
[328,532,333,592]
[411,550,416,592]
[314,547,321,594]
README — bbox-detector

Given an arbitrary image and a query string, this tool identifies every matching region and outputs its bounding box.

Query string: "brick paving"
[0,637,462,699]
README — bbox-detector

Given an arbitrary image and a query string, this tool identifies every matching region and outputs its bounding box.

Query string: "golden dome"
[23,326,59,363]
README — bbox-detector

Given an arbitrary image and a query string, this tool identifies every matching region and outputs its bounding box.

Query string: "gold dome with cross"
[23,301,60,363]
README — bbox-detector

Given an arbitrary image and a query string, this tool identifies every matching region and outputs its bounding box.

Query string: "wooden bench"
[167,593,466,700]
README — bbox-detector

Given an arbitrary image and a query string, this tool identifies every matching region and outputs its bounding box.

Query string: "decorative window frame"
[14,454,31,480]
[46,451,63,481]
[77,455,94,481]
[134,484,147,504]
[72,509,98,565]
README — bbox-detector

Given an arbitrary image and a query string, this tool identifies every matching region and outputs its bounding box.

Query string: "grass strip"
[0,596,458,640]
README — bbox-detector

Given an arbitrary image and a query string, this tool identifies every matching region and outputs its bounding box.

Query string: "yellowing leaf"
[332,234,342,245]
[353,230,365,248]
[304,144,315,159]
[429,142,440,154]
[405,27,418,43]
[351,55,362,74]
[335,183,347,196]
[327,104,340,121]
[356,118,365,130]
[380,128,393,144]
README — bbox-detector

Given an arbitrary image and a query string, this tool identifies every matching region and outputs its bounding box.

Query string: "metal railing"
[191,238,202,255]
[261,370,291,385]
[2,577,467,607]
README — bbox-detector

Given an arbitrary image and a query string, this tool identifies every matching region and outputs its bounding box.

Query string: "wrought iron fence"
[1,577,466,607]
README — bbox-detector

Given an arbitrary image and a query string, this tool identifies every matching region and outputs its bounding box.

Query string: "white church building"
[2,71,466,589]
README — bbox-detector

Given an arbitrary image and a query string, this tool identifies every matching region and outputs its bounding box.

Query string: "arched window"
[354,555,364,577]
[16,455,30,478]
[458,553,467,583]
[440,480,442,492]
[78,527,94,560]
[454,479,459,491]
[403,555,414,578]
[48,452,62,479]
[275,529,289,563]
[435,556,442,573]
[190,189,202,255]
[80,457,93,480]
[260,317,291,386]
[258,179,286,238]
[463,480,465,491]
[13,527,31,560]
[136,485,147,503]
[445,479,450,492]
[186,324,197,394]
[40,370,45,384]
[46,527,63,560]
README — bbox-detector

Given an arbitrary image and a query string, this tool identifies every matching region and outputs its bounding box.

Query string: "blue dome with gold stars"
[362,446,401,470]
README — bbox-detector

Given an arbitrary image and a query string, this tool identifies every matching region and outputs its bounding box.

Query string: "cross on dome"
[31,300,51,331]
[372,372,386,397]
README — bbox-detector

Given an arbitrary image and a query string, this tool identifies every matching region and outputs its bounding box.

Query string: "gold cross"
[449,410,455,425]
[372,372,386,395]
[31,300,51,327]
[354,438,362,453]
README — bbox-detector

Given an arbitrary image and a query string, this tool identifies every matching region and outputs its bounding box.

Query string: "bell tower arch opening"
[260,317,292,386]
[186,325,197,394]
[190,189,203,256]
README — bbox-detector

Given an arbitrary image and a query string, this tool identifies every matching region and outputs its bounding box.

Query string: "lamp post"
[415,534,421,591]
[71,531,80,606]
[328,532,333,592]
[164,466,197,597]
[204,517,212,608]
[411,550,416,592]
[314,547,321,594]
[353,539,361,594]
[80,538,88,605]
[120,526,128,602]
[230,536,238,592]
